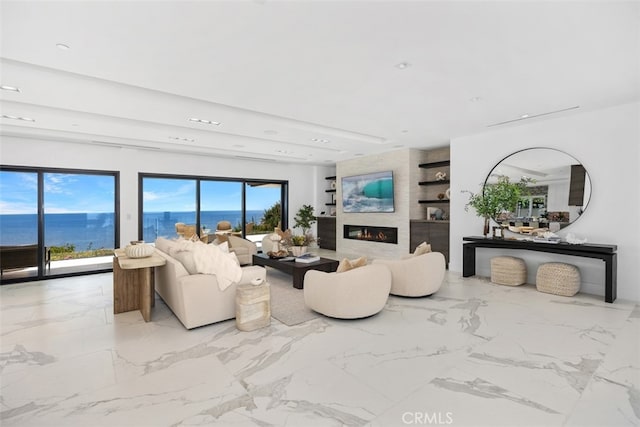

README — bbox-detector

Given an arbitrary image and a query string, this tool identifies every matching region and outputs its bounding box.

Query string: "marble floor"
[1,269,638,426]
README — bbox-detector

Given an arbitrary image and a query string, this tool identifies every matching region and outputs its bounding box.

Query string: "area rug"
[265,268,320,326]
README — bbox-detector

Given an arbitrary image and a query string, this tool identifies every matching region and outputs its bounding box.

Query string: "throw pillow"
[172,250,198,275]
[155,237,176,254]
[336,256,368,273]
[413,242,432,256]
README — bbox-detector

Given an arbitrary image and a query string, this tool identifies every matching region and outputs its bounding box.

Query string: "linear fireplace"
[343,225,398,244]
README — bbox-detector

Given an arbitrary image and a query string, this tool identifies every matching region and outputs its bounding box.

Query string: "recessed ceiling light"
[395,62,411,70]
[520,114,530,119]
[188,117,220,125]
[56,43,70,50]
[401,130,409,133]
[469,96,482,102]
[2,114,35,122]
[276,149,293,154]
[311,138,330,143]
[0,85,21,92]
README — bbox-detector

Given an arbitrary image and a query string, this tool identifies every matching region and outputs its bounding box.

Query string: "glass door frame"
[0,165,120,284]
[138,172,288,241]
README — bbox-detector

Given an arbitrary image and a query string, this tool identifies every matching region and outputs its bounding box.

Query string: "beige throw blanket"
[175,240,242,290]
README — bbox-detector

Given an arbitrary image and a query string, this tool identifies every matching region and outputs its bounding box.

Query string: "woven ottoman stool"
[490,256,527,286]
[536,263,580,297]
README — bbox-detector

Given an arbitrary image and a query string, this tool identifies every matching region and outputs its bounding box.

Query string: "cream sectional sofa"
[154,237,266,329]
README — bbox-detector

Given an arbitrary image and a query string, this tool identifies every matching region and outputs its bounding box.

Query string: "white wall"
[450,102,640,302]
[336,149,411,259]
[0,135,333,245]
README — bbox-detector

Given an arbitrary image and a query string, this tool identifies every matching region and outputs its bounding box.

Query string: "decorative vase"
[483,217,490,237]
[125,243,155,258]
[290,246,308,257]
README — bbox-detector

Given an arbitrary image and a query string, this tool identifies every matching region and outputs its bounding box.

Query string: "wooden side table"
[235,282,271,331]
[113,248,166,322]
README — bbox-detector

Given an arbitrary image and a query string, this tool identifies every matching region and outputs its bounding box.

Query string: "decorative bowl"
[125,243,155,258]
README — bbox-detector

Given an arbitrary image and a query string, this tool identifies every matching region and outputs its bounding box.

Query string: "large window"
[0,167,119,282]
[140,174,287,246]
[141,177,197,242]
[0,170,39,280]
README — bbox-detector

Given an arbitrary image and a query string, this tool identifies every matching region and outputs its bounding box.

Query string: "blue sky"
[143,178,280,212]
[1,172,281,214]
[0,172,115,214]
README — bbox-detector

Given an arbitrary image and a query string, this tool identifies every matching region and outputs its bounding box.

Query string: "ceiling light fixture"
[2,114,35,122]
[56,43,70,50]
[188,117,220,125]
[0,85,21,92]
[395,62,411,70]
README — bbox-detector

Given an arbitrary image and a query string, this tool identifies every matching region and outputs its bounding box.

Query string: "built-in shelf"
[418,180,450,186]
[325,189,336,193]
[325,203,336,206]
[419,160,450,168]
[325,175,336,180]
[418,200,450,204]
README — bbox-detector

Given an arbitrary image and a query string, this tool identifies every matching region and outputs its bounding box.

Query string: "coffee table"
[252,254,339,289]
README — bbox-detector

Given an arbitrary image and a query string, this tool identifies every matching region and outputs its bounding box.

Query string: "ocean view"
[0,210,265,249]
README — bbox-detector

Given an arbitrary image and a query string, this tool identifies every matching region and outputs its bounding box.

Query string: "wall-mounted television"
[341,171,395,213]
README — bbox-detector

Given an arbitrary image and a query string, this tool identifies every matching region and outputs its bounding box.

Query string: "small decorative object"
[269,233,282,252]
[492,226,503,239]
[290,245,308,257]
[445,188,450,199]
[250,277,264,286]
[566,233,588,244]
[125,243,155,258]
[435,171,447,181]
[437,193,445,200]
[330,180,336,189]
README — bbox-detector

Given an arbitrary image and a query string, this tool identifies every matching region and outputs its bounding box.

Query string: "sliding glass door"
[245,182,283,243]
[141,177,197,242]
[0,170,39,280]
[200,180,243,239]
[140,174,287,246]
[42,172,116,276]
[0,167,118,282]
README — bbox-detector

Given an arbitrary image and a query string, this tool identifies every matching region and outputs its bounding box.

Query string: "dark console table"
[462,236,618,303]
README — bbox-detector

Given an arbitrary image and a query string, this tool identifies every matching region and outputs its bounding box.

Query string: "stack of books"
[295,253,320,263]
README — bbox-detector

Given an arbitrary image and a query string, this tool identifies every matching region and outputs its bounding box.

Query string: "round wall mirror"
[486,148,591,231]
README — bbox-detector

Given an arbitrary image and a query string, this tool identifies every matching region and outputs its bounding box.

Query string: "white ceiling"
[1,1,638,165]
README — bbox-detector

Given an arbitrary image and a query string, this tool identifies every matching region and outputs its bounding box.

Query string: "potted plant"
[286,205,317,256]
[293,204,316,235]
[464,175,532,236]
